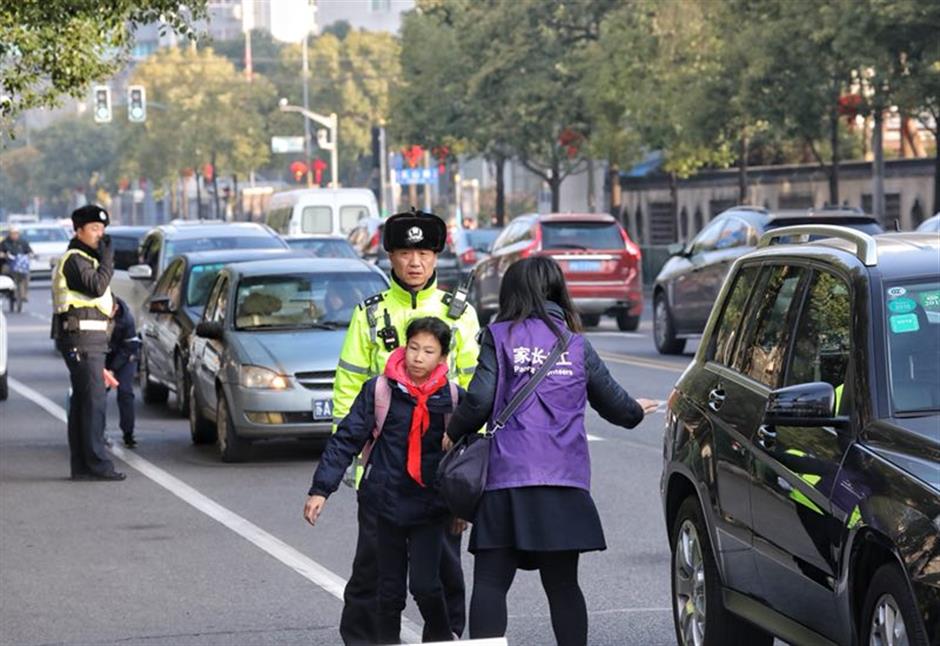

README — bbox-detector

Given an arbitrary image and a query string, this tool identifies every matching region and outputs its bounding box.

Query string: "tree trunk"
[232,173,239,221]
[587,158,596,212]
[738,131,749,203]
[608,162,621,219]
[195,170,203,219]
[933,131,939,216]
[211,151,221,220]
[550,156,561,212]
[829,108,840,205]
[494,154,506,226]
[669,172,679,242]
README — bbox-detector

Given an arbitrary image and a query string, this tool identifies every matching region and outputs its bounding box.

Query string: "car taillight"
[620,226,641,258]
[460,249,477,265]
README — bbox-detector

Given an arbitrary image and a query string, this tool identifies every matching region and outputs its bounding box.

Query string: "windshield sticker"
[887,297,917,314]
[889,313,920,334]
[918,290,940,312]
[887,287,907,298]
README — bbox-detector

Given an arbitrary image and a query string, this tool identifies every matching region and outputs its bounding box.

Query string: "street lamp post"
[279,98,339,188]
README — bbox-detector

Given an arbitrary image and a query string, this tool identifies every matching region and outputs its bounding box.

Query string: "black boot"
[123,434,137,448]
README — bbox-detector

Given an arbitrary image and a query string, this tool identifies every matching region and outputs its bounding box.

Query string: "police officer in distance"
[329,209,480,644]
[52,205,125,481]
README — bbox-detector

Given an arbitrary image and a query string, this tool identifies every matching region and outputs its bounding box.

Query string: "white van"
[264,188,379,237]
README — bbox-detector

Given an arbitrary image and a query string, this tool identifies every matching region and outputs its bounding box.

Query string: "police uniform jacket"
[309,376,463,526]
[106,298,139,373]
[332,272,480,428]
[54,238,114,353]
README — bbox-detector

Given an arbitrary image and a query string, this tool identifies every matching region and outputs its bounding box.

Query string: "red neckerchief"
[383,347,449,487]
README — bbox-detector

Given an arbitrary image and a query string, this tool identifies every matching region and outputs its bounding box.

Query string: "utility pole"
[378,125,389,216]
[302,37,313,187]
[279,99,339,188]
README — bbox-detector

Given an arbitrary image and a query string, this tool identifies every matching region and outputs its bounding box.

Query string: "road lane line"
[585,331,646,339]
[8,377,425,644]
[595,351,687,374]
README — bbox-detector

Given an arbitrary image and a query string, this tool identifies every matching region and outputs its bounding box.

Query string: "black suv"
[653,207,885,354]
[661,226,939,646]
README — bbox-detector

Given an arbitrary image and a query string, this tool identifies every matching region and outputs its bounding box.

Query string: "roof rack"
[758,224,878,266]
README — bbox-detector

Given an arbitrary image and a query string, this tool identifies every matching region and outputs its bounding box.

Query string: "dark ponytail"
[495,256,581,339]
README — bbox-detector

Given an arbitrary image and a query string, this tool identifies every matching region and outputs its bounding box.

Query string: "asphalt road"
[1,282,698,646]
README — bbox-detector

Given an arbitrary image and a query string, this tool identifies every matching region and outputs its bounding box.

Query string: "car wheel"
[862,563,929,646]
[0,371,8,401]
[216,387,248,463]
[616,311,641,332]
[188,381,216,445]
[173,354,189,417]
[671,497,772,646]
[581,313,601,328]
[655,294,686,355]
[141,350,169,405]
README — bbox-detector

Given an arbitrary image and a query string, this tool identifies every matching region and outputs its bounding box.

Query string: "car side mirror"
[667,242,687,257]
[195,321,224,340]
[764,382,848,428]
[128,264,153,281]
[148,296,175,314]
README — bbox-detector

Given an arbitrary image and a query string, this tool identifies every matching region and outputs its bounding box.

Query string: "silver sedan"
[187,256,388,461]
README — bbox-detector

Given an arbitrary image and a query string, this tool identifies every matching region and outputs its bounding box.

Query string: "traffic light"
[127,85,146,123]
[93,86,112,123]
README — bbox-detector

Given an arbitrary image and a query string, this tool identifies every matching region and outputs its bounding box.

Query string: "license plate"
[569,260,601,272]
[313,399,333,421]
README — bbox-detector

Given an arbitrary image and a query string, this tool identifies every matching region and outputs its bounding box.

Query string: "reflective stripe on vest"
[52,249,113,317]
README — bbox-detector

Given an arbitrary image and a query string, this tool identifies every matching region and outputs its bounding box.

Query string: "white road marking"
[8,377,424,644]
[585,331,646,339]
[7,325,52,333]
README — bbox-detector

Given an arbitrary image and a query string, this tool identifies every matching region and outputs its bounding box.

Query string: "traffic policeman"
[52,205,124,481]
[330,209,480,644]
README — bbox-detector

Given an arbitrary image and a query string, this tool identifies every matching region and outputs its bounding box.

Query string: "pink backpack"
[359,376,459,467]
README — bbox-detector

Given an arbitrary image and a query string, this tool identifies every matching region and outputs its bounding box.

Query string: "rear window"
[20,227,70,243]
[340,205,370,234]
[167,235,283,256]
[302,206,333,234]
[286,238,358,258]
[885,280,940,414]
[541,221,623,250]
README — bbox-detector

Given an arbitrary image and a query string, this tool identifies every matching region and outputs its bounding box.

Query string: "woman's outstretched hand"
[303,495,327,527]
[636,398,661,415]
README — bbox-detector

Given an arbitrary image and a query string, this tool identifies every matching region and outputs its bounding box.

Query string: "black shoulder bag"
[436,333,570,520]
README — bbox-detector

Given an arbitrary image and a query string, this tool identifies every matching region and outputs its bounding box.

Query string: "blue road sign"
[396,168,439,185]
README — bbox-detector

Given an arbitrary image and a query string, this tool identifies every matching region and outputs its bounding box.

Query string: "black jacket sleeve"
[585,339,645,429]
[308,379,377,497]
[63,246,114,298]
[446,329,497,442]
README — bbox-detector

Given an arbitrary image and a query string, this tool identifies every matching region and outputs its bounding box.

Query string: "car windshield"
[234,272,386,330]
[186,262,226,307]
[286,238,358,258]
[885,280,940,415]
[541,222,623,250]
[17,226,70,243]
[167,235,283,256]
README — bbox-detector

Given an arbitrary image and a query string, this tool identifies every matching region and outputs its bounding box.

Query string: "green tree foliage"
[0,1,208,129]
[118,47,273,189]
[275,31,401,184]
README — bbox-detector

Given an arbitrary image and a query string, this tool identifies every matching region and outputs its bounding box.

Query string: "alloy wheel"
[674,519,707,646]
[870,594,909,646]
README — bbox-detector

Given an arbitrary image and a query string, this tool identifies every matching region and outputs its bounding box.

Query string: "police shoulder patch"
[358,292,385,310]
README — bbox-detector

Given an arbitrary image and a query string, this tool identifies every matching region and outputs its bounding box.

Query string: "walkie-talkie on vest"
[377,309,399,351]
[445,273,473,320]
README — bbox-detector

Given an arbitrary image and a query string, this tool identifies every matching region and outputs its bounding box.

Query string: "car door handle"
[707,388,725,412]
[756,425,777,450]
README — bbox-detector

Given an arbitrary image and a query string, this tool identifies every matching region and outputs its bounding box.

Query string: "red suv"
[471,213,643,330]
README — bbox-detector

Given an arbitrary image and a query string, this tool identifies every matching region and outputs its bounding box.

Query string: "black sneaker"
[73,471,126,482]
[123,436,137,448]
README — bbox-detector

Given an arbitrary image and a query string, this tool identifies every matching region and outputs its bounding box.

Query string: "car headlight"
[239,365,290,389]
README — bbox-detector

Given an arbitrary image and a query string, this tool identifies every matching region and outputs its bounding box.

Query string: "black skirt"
[469,486,606,567]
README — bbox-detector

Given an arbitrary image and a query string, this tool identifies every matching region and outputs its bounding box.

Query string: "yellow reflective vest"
[52,248,113,317]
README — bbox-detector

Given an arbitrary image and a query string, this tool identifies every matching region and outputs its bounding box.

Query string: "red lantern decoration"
[402,145,424,169]
[203,163,214,182]
[312,158,327,185]
[290,160,308,183]
[558,128,583,159]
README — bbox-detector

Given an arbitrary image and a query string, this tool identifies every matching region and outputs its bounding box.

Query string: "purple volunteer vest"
[486,318,591,491]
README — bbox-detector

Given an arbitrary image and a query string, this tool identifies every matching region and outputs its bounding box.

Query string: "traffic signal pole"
[278,99,339,188]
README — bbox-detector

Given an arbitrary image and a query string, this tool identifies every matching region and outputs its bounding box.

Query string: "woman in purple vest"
[444,256,659,646]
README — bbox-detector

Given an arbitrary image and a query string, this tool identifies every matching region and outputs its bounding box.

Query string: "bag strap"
[491,333,570,435]
[443,380,459,430]
[361,376,391,466]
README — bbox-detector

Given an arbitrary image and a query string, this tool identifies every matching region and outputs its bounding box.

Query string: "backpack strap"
[444,380,459,430]
[361,376,391,467]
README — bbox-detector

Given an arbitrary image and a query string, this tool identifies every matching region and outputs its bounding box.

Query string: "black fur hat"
[382,208,447,253]
[71,204,110,230]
